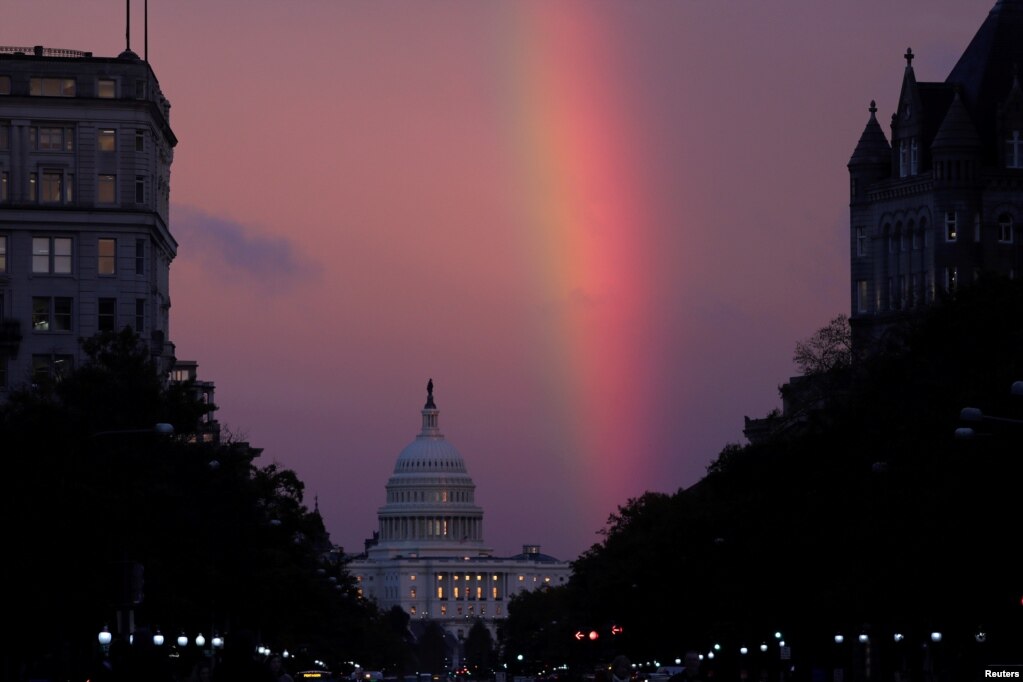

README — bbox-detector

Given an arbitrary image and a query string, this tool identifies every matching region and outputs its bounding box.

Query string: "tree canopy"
[2,330,377,681]
[503,276,1023,678]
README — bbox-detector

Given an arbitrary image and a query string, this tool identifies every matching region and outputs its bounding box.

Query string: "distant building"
[847,0,1023,346]
[0,44,213,417]
[746,0,1023,443]
[348,381,571,660]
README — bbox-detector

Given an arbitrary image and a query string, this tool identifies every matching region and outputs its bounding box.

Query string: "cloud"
[171,204,322,292]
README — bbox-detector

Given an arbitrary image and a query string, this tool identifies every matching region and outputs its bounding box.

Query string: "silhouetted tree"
[463,620,495,674]
[416,621,449,674]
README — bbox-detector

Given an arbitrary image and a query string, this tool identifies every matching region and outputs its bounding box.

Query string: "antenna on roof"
[144,0,148,62]
[125,0,131,53]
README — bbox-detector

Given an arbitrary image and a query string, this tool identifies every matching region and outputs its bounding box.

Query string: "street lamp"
[956,381,1023,439]
[98,625,113,649]
[153,629,165,646]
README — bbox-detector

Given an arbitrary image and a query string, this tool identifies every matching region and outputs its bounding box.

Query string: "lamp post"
[89,422,176,643]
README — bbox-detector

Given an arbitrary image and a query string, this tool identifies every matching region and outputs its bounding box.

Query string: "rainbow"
[498,4,665,524]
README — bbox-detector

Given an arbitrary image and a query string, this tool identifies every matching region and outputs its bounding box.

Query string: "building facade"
[0,44,176,392]
[847,0,1023,345]
[348,382,572,653]
[0,44,212,406]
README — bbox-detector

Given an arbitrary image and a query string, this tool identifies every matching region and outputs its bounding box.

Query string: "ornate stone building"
[0,44,214,429]
[847,0,1023,345]
[348,381,571,658]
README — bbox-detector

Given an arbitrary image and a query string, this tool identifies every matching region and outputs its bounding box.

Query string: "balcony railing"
[0,45,93,58]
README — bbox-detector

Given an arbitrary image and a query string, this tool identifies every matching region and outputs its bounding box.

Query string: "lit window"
[32,354,73,383]
[410,587,416,599]
[98,238,116,275]
[945,211,957,241]
[98,298,116,332]
[98,174,116,203]
[437,586,444,599]
[41,172,65,203]
[98,129,116,152]
[32,237,73,274]
[440,606,446,616]
[30,77,76,97]
[410,606,416,615]
[32,297,73,332]
[410,575,416,581]
[998,214,1014,243]
[98,79,115,98]
[33,126,74,151]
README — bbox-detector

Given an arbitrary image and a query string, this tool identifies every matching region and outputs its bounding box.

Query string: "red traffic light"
[589,631,599,641]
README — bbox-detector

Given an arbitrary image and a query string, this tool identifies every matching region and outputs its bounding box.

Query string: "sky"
[3,0,998,561]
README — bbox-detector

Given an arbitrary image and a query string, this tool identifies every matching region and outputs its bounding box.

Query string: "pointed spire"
[932,90,982,151]
[849,100,892,167]
[904,47,915,67]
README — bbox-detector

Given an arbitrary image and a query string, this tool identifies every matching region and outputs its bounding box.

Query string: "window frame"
[32,125,74,152]
[98,128,117,152]
[98,238,117,275]
[97,297,117,332]
[135,298,146,332]
[135,239,145,275]
[1008,130,1022,169]
[945,211,958,242]
[998,214,1014,244]
[97,79,116,98]
[31,296,73,332]
[97,174,116,204]
[32,236,74,275]
[30,77,76,97]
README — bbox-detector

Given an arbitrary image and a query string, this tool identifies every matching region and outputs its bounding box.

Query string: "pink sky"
[4,0,995,561]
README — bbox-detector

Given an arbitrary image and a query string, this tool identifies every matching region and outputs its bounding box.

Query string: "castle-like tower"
[847,0,1023,345]
[1,45,177,391]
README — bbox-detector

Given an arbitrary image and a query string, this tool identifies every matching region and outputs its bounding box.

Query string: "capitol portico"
[348,380,572,648]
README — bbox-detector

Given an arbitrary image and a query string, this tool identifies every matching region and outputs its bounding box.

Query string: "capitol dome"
[367,380,491,559]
